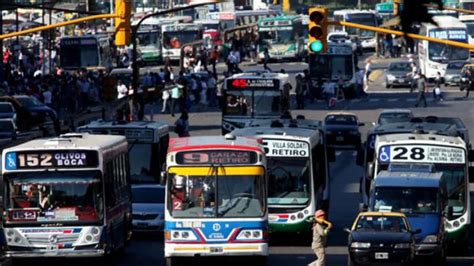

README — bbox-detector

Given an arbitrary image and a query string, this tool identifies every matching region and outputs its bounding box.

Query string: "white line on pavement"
[387,98,398,102]
[368,98,380,102]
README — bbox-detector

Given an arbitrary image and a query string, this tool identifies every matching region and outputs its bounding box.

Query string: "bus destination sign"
[263,139,309,157]
[176,150,257,165]
[4,150,99,170]
[227,79,279,90]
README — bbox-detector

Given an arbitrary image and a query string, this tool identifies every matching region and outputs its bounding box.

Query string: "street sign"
[376,2,394,13]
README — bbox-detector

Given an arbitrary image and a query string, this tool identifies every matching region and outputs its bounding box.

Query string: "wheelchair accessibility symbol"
[5,152,17,170]
[379,147,390,162]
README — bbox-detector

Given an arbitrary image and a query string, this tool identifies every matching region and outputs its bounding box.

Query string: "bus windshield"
[5,171,103,224]
[129,143,155,183]
[465,22,474,37]
[309,54,354,81]
[224,89,281,117]
[436,165,466,217]
[267,157,310,205]
[345,14,376,37]
[428,29,469,62]
[374,187,439,214]
[60,42,99,68]
[137,32,160,48]
[163,31,200,49]
[168,170,265,218]
[260,29,294,44]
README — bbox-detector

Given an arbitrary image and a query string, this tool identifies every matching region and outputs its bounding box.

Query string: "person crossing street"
[415,71,428,108]
[309,210,332,266]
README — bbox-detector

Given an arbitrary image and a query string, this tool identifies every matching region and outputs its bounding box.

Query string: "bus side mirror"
[444,206,453,219]
[366,162,374,180]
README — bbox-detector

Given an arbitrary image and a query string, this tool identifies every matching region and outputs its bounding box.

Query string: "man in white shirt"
[117,80,129,99]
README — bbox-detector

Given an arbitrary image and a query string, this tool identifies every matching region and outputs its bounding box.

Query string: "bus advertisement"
[1,133,132,258]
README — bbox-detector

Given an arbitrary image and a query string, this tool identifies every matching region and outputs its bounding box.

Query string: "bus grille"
[24,233,80,247]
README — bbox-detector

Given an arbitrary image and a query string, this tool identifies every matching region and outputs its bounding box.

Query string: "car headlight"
[422,235,438,243]
[386,74,396,81]
[351,242,371,248]
[236,229,263,240]
[394,243,411,249]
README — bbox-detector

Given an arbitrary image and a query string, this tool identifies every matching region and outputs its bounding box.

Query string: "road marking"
[387,98,398,102]
[335,151,342,157]
[368,98,380,102]
[406,98,417,102]
[351,99,362,102]
[368,69,384,82]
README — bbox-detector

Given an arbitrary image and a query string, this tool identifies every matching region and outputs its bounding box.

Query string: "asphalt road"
[13,57,474,266]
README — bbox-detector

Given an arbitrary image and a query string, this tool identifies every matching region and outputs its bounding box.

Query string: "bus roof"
[376,133,466,149]
[231,126,321,146]
[78,120,169,137]
[374,171,443,188]
[422,16,466,29]
[227,72,289,81]
[168,136,263,153]
[246,118,323,130]
[333,9,376,15]
[194,19,220,24]
[259,15,300,22]
[3,133,127,152]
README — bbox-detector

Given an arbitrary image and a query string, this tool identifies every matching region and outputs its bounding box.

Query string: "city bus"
[59,35,113,72]
[458,0,474,52]
[134,16,193,64]
[1,133,132,257]
[418,16,470,80]
[164,135,268,266]
[333,9,378,50]
[206,9,281,29]
[369,133,471,247]
[78,120,169,184]
[358,116,470,207]
[232,125,330,235]
[309,43,356,98]
[161,23,203,61]
[257,15,305,61]
[222,72,290,134]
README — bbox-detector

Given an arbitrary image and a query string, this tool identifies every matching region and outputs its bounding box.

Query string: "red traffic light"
[309,11,324,23]
[310,26,323,38]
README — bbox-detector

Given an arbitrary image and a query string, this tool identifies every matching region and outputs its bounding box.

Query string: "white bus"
[370,133,471,247]
[418,16,470,80]
[78,120,169,184]
[164,136,268,266]
[206,9,281,29]
[161,23,203,61]
[458,0,474,50]
[333,9,378,50]
[232,125,330,235]
[59,35,113,72]
[2,133,132,258]
[134,16,193,64]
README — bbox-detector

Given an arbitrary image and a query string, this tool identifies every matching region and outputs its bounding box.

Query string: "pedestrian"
[210,46,219,76]
[407,63,418,93]
[415,72,428,108]
[364,59,372,91]
[174,111,190,137]
[466,68,474,98]
[161,86,170,113]
[263,47,271,72]
[169,79,182,117]
[207,73,217,107]
[322,80,336,109]
[355,67,366,97]
[433,71,444,101]
[309,210,332,266]
[295,73,306,109]
[117,80,128,99]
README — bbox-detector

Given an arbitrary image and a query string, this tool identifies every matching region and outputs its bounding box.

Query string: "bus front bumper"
[165,242,268,257]
[5,248,105,258]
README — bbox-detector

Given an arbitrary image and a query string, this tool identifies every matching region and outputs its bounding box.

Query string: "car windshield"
[224,89,281,117]
[168,168,265,218]
[0,104,13,113]
[378,113,412,125]
[374,187,439,214]
[355,215,409,232]
[447,62,466,69]
[132,187,164,204]
[129,143,155,183]
[16,97,44,108]
[5,171,103,224]
[389,63,411,72]
[325,115,357,125]
[267,157,311,205]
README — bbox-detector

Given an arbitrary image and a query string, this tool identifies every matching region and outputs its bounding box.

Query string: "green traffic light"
[310,40,323,52]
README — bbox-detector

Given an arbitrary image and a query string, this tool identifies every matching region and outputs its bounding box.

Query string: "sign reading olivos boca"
[263,140,309,157]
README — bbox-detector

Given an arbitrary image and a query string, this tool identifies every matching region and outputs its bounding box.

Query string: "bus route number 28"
[393,147,425,160]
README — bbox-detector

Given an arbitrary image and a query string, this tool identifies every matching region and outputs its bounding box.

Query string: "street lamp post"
[130,1,217,120]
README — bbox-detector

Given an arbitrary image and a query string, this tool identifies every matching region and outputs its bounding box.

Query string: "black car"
[324,112,363,149]
[0,119,18,140]
[444,61,467,86]
[385,61,412,88]
[346,212,418,266]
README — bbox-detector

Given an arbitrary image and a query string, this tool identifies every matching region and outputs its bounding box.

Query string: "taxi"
[345,212,419,266]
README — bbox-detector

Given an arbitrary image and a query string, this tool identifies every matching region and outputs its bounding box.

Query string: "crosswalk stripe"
[387,98,398,102]
[335,151,342,157]
[406,98,417,102]
[351,99,362,102]
[368,98,380,102]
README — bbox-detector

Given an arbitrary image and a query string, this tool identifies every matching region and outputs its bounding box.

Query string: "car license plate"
[398,79,404,83]
[137,222,148,228]
[336,136,344,141]
[210,247,223,253]
[375,252,389,259]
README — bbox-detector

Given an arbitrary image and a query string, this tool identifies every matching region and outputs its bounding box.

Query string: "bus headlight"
[169,230,198,241]
[4,229,29,246]
[76,227,103,245]
[236,230,263,240]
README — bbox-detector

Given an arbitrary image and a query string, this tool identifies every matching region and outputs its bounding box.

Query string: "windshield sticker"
[263,140,309,157]
[378,145,465,164]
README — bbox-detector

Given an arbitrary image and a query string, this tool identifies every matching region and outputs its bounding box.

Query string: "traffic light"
[308,7,328,54]
[115,0,132,46]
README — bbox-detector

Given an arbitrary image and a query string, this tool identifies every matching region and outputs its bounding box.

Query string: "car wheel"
[347,255,358,266]
[385,82,392,89]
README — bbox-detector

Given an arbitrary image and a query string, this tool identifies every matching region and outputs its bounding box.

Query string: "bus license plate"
[375,252,388,259]
[210,247,223,253]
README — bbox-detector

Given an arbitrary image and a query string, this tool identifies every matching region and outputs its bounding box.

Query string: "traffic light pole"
[329,20,474,50]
